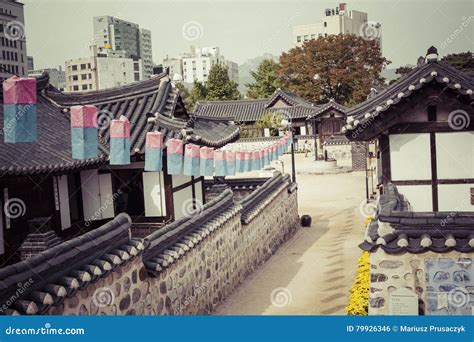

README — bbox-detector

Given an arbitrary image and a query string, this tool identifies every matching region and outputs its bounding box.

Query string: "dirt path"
[214,170,367,315]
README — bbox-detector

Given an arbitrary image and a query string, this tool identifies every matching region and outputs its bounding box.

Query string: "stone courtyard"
[215,157,367,315]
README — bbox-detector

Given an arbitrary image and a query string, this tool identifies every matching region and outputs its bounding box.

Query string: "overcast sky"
[23,0,473,71]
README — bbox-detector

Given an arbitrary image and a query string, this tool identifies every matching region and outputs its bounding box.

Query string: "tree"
[174,82,191,108]
[395,66,413,77]
[442,51,474,72]
[188,81,207,110]
[255,112,282,136]
[279,34,390,106]
[389,65,414,85]
[205,63,240,101]
[246,59,283,99]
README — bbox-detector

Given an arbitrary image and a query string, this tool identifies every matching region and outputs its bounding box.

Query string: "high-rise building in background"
[293,3,382,47]
[26,55,34,70]
[164,46,239,85]
[0,0,28,81]
[93,15,153,79]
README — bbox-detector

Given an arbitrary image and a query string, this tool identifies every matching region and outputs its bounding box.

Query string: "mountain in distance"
[238,53,279,94]
[381,64,416,83]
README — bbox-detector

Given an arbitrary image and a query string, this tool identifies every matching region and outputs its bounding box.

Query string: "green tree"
[175,81,191,108]
[279,34,390,105]
[255,112,282,136]
[246,59,283,99]
[188,80,207,110]
[205,63,240,101]
[442,51,474,72]
[389,65,414,85]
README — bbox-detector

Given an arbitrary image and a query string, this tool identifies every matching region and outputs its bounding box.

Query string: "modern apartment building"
[166,46,239,85]
[26,55,33,70]
[0,0,28,81]
[65,46,142,92]
[139,29,153,79]
[93,15,153,79]
[293,3,382,47]
[28,66,66,91]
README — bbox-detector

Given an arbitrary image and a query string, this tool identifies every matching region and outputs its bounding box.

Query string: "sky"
[23,0,474,71]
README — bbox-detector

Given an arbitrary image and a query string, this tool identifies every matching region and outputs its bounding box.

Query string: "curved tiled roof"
[143,189,239,276]
[343,51,474,140]
[360,184,474,254]
[194,89,321,123]
[0,72,239,176]
[0,213,145,315]
[239,173,292,224]
[0,74,108,176]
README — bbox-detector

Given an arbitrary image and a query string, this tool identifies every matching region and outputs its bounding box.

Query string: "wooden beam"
[430,132,438,212]
[379,134,391,186]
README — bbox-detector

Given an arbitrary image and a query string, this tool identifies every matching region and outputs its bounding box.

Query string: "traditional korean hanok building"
[0,70,239,266]
[195,88,323,137]
[194,89,373,168]
[345,47,473,315]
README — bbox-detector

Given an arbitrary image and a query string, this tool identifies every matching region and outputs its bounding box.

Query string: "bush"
[346,250,370,315]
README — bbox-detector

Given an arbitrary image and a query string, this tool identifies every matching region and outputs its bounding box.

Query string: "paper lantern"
[251,151,261,170]
[200,146,214,176]
[235,151,245,173]
[225,151,236,176]
[166,138,183,175]
[183,143,201,176]
[110,115,131,165]
[214,150,226,176]
[3,76,37,143]
[70,105,98,160]
[145,131,164,171]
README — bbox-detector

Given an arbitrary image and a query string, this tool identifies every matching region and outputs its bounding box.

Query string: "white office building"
[293,3,382,47]
[0,0,28,81]
[166,46,239,85]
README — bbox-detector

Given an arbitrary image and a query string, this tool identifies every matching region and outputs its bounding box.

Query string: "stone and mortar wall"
[46,185,299,316]
[369,250,473,316]
[323,144,352,167]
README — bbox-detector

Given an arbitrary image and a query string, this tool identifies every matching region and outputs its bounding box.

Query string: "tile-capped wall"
[44,183,299,315]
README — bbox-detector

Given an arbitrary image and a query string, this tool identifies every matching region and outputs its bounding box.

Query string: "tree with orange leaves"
[279,34,390,106]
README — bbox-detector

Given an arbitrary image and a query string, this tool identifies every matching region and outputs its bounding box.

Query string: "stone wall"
[44,179,299,316]
[369,250,473,316]
[323,144,352,167]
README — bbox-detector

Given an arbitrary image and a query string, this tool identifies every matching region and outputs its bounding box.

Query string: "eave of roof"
[360,183,474,254]
[343,58,474,140]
